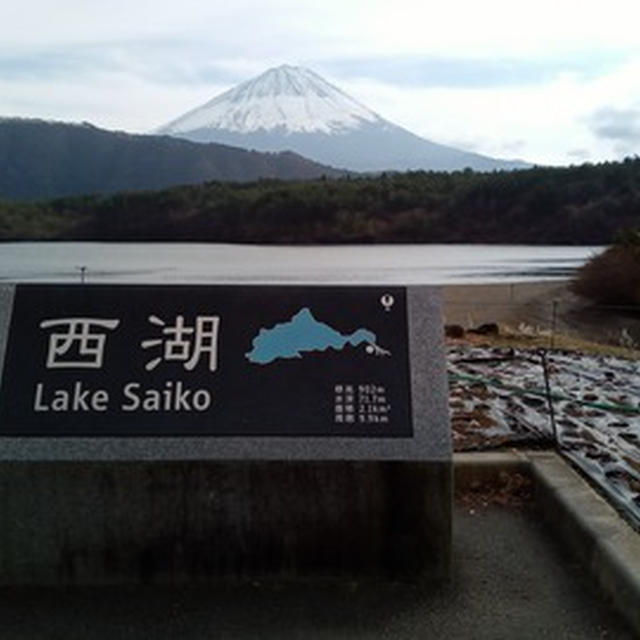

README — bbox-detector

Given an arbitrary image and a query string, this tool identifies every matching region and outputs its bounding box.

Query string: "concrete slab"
[0,450,636,638]
[0,502,635,640]
[530,451,640,636]
[456,450,640,637]
[0,460,451,584]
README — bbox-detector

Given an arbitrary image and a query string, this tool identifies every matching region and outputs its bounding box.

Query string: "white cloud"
[4,0,640,57]
[0,71,220,132]
[2,0,640,164]
[340,53,640,165]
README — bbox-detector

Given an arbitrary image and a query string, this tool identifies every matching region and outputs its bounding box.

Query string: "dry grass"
[453,324,640,360]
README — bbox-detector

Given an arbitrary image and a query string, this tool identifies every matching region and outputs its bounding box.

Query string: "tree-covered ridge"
[0,118,344,201]
[1,158,639,244]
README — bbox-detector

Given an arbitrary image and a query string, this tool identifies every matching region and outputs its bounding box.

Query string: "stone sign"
[0,284,451,584]
[0,284,449,461]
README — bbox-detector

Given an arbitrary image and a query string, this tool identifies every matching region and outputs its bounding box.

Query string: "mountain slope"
[158,65,528,172]
[0,118,344,201]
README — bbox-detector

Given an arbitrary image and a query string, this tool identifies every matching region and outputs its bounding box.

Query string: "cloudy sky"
[2,0,639,165]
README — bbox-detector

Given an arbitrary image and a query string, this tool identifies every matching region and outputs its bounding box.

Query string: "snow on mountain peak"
[160,65,384,135]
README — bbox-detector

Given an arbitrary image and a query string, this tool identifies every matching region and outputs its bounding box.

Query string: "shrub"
[572,230,640,307]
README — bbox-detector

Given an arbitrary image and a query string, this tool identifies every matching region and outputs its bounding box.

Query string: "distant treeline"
[2,158,640,244]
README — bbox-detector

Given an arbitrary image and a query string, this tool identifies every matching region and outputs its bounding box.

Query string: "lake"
[0,242,602,285]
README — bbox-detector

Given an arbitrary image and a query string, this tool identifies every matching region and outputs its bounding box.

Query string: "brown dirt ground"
[441,280,640,353]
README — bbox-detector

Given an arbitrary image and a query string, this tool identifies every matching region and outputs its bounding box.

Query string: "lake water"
[0,242,603,285]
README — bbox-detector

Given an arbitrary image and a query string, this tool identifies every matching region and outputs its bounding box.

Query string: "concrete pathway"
[0,503,635,639]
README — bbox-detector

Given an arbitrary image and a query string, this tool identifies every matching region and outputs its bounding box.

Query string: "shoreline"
[442,278,640,358]
[441,280,573,330]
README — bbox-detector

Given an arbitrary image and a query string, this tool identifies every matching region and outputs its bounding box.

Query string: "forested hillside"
[1,158,639,244]
[0,118,344,201]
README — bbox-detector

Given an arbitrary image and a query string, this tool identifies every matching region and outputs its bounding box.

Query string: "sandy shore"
[441,279,640,348]
[440,280,573,331]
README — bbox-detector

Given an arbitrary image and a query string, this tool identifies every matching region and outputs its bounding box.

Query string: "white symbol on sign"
[39,318,120,369]
[380,294,394,312]
[365,343,391,356]
[141,314,220,372]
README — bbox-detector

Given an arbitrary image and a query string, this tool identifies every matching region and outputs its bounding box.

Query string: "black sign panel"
[0,285,412,437]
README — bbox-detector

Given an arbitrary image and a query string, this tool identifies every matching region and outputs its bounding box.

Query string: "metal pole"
[539,349,558,448]
[550,300,558,349]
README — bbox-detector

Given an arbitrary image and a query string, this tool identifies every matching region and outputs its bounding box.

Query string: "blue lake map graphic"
[245,307,388,365]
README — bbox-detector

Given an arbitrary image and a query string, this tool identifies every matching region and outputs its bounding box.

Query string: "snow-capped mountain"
[161,65,383,136]
[158,65,528,172]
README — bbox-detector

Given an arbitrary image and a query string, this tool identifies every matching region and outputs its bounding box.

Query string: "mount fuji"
[158,65,528,172]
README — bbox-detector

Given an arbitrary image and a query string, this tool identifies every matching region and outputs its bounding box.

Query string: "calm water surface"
[0,242,603,285]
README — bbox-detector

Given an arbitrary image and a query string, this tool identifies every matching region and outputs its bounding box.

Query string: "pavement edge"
[454,450,640,638]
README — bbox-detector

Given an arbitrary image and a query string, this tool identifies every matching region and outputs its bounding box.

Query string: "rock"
[445,324,465,338]
[522,395,546,408]
[468,323,499,336]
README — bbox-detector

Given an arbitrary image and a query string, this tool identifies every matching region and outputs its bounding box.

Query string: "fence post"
[550,300,558,349]
[539,349,559,448]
